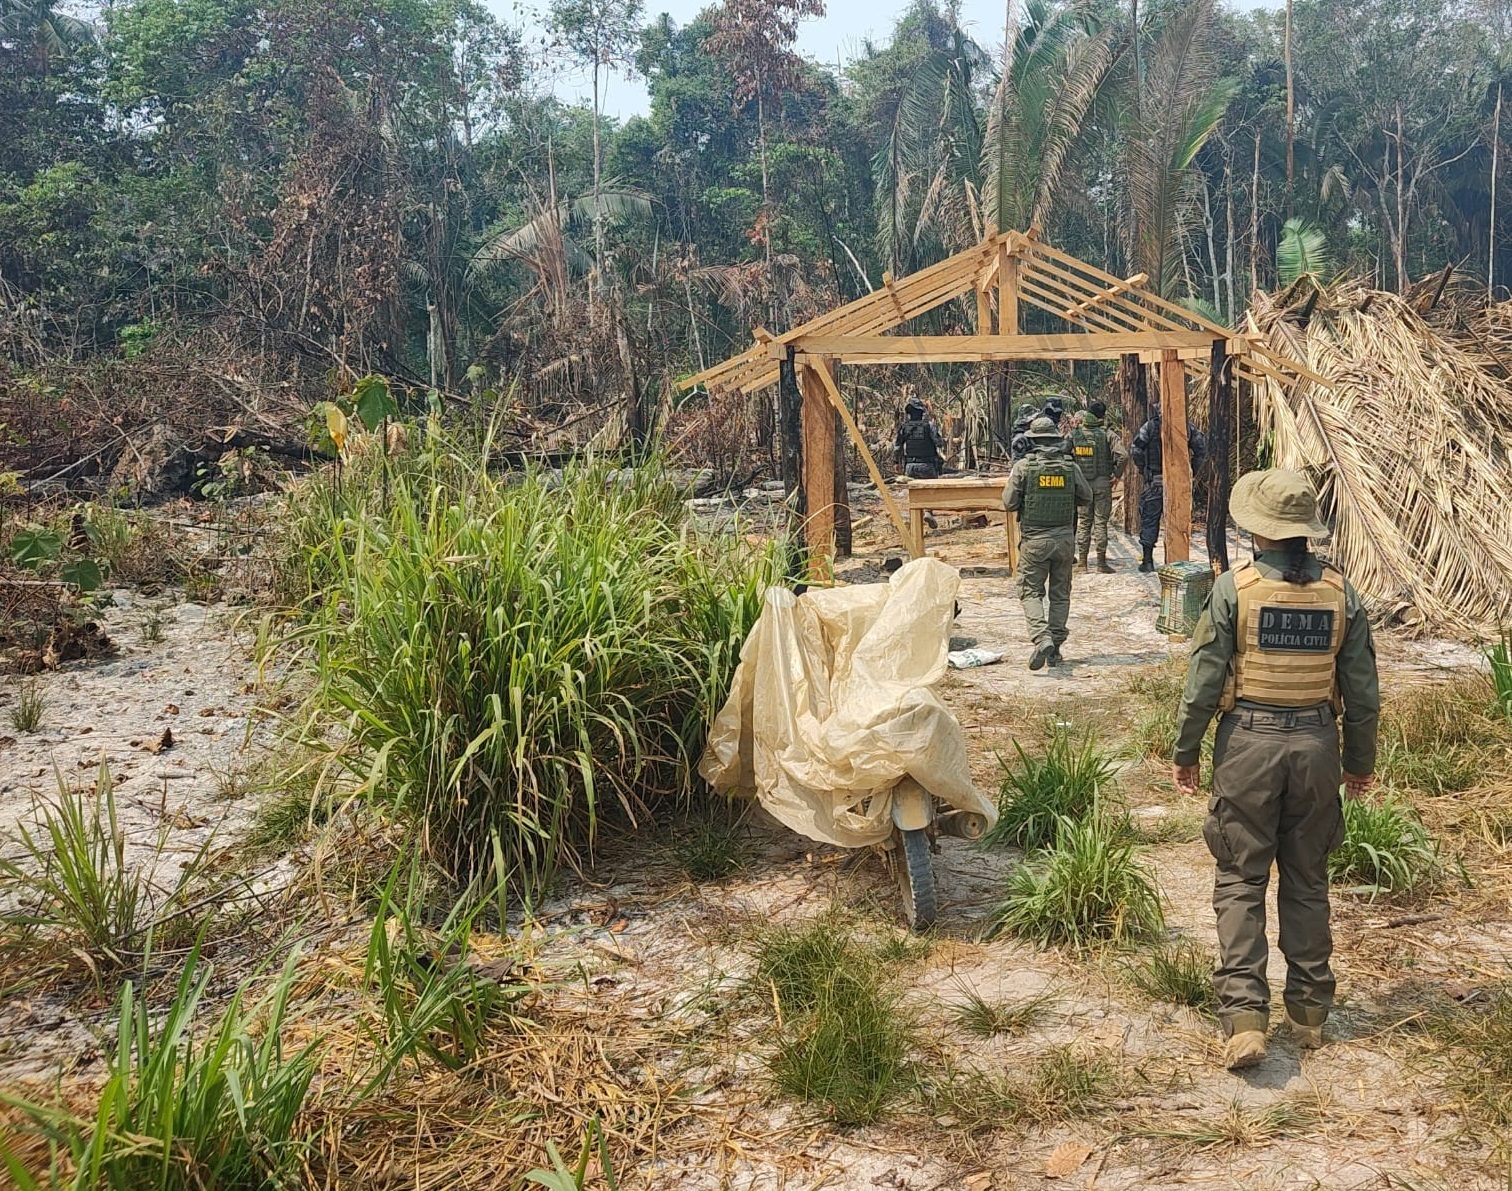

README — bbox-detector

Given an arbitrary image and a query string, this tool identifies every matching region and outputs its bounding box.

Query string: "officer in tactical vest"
[1172,469,1379,1071]
[1003,417,1093,670]
[1131,401,1207,572]
[894,395,946,479]
[1070,399,1127,573]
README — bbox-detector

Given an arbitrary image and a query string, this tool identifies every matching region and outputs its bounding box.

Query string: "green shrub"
[1127,937,1217,1014]
[0,946,319,1189]
[1329,793,1441,897]
[983,730,1116,852]
[984,812,1164,949]
[280,434,772,898]
[756,922,914,1125]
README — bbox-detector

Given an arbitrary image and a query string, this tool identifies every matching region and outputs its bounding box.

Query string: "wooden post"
[1206,339,1233,574]
[1159,349,1192,564]
[1120,354,1148,535]
[778,349,805,577]
[833,409,852,557]
[800,361,838,575]
[994,245,1021,457]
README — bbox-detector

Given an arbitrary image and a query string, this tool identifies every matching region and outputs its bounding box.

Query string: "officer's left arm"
[1336,582,1382,783]
[1172,576,1238,773]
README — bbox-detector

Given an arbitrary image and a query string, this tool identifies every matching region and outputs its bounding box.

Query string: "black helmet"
[1042,395,1067,418]
[905,396,926,418]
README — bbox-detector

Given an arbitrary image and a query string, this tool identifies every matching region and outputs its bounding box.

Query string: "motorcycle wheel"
[894,826,937,931]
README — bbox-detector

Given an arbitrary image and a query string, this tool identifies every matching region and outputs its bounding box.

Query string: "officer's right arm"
[1172,575,1238,767]
[1003,462,1025,513]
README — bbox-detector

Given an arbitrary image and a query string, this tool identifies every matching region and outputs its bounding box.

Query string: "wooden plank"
[1064,272,1150,318]
[1120,354,1147,536]
[804,355,917,557]
[800,362,838,575]
[975,285,994,335]
[1018,275,1145,333]
[833,408,852,557]
[788,331,1217,363]
[1160,349,1192,565]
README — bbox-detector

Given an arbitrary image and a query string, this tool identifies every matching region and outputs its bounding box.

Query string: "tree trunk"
[1249,130,1262,295]
[1493,81,1504,296]
[1284,0,1295,217]
[833,409,852,557]
[800,361,839,575]
[591,60,604,316]
[757,84,777,334]
[1206,338,1233,574]
[778,350,804,576]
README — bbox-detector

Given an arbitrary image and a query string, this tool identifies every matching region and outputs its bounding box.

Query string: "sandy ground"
[0,498,1505,1189]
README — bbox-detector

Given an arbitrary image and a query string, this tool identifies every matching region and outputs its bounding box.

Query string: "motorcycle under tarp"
[700,557,996,852]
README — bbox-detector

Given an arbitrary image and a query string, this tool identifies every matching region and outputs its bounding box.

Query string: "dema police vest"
[1020,458,1077,528]
[1070,426,1112,481]
[900,420,936,463]
[1220,562,1348,711]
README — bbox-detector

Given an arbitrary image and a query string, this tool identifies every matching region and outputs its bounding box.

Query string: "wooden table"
[905,476,1017,573]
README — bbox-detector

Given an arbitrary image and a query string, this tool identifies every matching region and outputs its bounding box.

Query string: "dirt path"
[1,511,1505,1188]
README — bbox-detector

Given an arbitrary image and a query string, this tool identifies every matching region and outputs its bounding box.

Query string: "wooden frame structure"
[682,230,1322,570]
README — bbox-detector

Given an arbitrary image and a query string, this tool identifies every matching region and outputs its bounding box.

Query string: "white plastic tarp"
[700,557,997,848]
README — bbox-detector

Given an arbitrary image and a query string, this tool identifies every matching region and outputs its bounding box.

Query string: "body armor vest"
[1070,425,1112,481]
[1220,562,1348,712]
[900,420,936,463]
[1020,457,1077,528]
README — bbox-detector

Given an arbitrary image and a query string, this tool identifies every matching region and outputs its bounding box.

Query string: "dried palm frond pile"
[1247,279,1512,637]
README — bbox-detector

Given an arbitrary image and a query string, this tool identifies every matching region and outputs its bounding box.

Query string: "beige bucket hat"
[1229,468,1330,540]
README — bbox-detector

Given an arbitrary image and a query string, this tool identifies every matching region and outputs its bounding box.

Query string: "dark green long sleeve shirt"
[1173,550,1381,775]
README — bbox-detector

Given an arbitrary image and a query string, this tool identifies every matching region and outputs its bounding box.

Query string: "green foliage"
[670,808,746,881]
[1277,217,1337,286]
[281,432,773,899]
[984,812,1164,949]
[929,1045,1121,1131]
[1376,679,1511,794]
[524,1119,619,1191]
[8,527,61,569]
[351,374,398,431]
[1489,630,1512,722]
[0,945,320,1190]
[1429,985,1512,1127]
[1329,793,1441,897]
[983,729,1116,852]
[10,679,46,733]
[1126,937,1217,1015]
[755,921,915,1125]
[0,764,211,985]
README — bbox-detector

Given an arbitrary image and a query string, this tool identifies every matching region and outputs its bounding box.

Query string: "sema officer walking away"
[1004,416,1092,671]
[1172,469,1380,1071]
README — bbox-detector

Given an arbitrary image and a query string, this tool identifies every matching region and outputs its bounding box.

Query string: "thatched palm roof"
[1249,279,1512,638]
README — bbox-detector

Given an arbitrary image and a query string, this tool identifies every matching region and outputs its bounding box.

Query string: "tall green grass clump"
[1430,985,1512,1126]
[983,729,1116,852]
[1329,793,1441,897]
[1127,937,1217,1014]
[282,432,771,897]
[984,812,1164,949]
[0,946,319,1189]
[755,921,914,1125]
[1489,629,1512,722]
[1376,678,1512,794]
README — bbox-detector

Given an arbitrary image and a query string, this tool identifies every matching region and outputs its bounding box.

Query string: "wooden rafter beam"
[1064,272,1149,319]
[787,331,1221,364]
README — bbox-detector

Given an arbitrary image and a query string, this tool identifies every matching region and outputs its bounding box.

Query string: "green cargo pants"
[1203,705,1345,1037]
[1075,478,1113,556]
[1016,533,1075,648]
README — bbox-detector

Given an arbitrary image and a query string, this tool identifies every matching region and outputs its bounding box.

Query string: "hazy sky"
[502,0,1281,120]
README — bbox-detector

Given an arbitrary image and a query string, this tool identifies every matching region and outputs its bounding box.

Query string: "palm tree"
[1121,0,1236,299]
[0,0,95,68]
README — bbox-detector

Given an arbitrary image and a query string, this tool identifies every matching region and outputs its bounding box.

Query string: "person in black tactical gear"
[894,396,946,479]
[1042,395,1067,429]
[1130,400,1208,573]
[1009,401,1041,461]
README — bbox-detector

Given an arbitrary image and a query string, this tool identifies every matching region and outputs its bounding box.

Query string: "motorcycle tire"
[895,826,937,931]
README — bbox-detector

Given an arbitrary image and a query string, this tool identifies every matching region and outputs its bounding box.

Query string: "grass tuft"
[10,679,45,733]
[670,809,746,881]
[0,943,320,1188]
[929,1045,1121,1131]
[1126,937,1216,1015]
[984,811,1164,949]
[1377,678,1512,794]
[1329,793,1441,897]
[951,988,1054,1037]
[983,729,1117,852]
[277,434,773,902]
[1138,1094,1322,1150]
[755,921,914,1125]
[1429,986,1512,1126]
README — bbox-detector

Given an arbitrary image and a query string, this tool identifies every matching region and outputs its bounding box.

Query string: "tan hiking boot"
[1096,551,1114,573]
[1286,1013,1324,1049]
[1222,1030,1267,1070]
[1076,553,1089,573]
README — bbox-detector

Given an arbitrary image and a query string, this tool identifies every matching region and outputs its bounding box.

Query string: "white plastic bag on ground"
[700,557,997,848]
